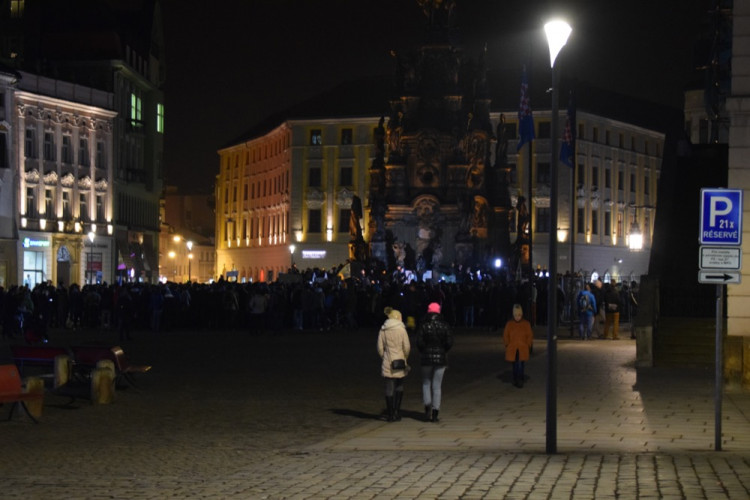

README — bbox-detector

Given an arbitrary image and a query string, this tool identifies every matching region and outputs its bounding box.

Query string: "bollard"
[91,359,115,404]
[54,354,71,388]
[24,376,44,418]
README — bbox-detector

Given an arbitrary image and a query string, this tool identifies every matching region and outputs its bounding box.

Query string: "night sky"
[161,0,706,193]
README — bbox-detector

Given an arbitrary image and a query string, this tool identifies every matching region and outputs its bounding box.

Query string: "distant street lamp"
[629,222,643,251]
[545,18,572,456]
[289,244,296,269]
[186,240,193,282]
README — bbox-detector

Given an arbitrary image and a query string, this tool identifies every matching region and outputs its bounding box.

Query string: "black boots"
[431,409,439,423]
[385,393,404,422]
[393,391,403,421]
[385,396,395,422]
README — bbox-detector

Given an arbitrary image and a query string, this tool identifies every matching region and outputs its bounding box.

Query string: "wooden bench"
[70,345,151,388]
[0,364,44,423]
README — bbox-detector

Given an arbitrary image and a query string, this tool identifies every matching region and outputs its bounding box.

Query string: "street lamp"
[186,240,193,282]
[628,222,643,251]
[289,244,296,270]
[545,18,572,456]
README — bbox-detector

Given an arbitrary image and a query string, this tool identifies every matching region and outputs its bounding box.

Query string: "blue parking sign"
[700,188,743,245]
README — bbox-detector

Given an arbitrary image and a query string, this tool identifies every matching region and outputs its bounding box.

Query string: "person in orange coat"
[503,303,534,388]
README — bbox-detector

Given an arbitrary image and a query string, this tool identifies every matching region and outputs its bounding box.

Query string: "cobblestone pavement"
[1,324,749,499]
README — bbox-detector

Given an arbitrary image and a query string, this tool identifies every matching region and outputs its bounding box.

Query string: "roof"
[229,72,682,147]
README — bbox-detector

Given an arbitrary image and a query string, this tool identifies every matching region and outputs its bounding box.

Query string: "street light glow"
[544,20,572,68]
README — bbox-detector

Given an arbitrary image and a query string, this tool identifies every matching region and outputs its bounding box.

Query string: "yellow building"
[216,118,376,282]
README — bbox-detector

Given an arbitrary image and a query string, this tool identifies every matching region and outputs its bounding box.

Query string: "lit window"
[156,103,165,133]
[130,93,142,128]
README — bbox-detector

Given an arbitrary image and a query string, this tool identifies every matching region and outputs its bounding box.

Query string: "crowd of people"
[0,267,638,345]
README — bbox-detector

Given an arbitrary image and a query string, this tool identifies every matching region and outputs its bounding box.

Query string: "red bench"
[10,345,70,375]
[70,345,151,388]
[0,364,44,423]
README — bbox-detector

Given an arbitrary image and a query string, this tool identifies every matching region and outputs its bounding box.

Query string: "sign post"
[699,188,743,451]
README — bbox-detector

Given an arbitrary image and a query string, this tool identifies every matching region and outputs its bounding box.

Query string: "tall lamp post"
[289,244,296,270]
[186,240,193,283]
[544,18,571,455]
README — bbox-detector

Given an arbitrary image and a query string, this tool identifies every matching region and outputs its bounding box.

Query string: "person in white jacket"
[377,307,411,422]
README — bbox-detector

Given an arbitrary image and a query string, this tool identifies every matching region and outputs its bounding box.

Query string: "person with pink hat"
[416,301,454,422]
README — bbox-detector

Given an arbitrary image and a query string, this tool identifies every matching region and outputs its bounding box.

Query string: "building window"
[619,133,624,148]
[644,176,650,195]
[45,188,53,216]
[577,164,584,186]
[79,137,89,166]
[309,167,321,187]
[591,167,599,189]
[577,208,585,234]
[699,119,709,144]
[130,92,142,128]
[617,171,623,191]
[604,211,611,236]
[156,103,165,133]
[0,133,7,168]
[62,191,71,218]
[10,0,24,18]
[631,137,636,151]
[80,193,88,221]
[617,211,623,238]
[630,173,636,193]
[25,128,36,158]
[341,128,352,145]
[578,123,585,141]
[96,140,105,169]
[592,127,599,143]
[243,184,248,201]
[591,210,598,235]
[308,209,322,233]
[61,135,73,164]
[536,162,550,185]
[537,121,551,139]
[605,169,611,189]
[43,132,55,161]
[338,209,349,233]
[233,186,237,202]
[340,166,353,186]
[536,207,550,233]
[310,129,322,145]
[26,187,35,216]
[96,194,104,221]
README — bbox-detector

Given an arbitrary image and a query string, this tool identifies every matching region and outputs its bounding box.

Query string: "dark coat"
[416,313,454,366]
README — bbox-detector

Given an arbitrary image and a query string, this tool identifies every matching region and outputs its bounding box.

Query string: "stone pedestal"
[635,326,653,367]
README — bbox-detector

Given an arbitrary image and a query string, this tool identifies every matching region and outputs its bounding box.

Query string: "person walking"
[416,302,454,423]
[503,303,534,388]
[576,283,597,340]
[603,279,622,340]
[377,307,411,422]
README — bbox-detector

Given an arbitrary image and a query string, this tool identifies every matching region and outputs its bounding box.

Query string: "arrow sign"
[698,270,741,284]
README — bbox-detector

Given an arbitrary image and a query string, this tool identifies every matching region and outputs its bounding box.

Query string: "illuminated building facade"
[0,68,116,287]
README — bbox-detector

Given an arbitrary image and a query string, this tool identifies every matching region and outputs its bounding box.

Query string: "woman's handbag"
[391,359,406,370]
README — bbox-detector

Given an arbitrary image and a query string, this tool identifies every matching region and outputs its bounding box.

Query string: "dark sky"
[161,0,706,193]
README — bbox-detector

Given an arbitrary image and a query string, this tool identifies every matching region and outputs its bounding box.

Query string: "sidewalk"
[1,325,749,499]
[244,335,750,499]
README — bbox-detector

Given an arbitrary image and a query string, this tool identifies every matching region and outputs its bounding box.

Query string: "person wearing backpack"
[576,283,597,340]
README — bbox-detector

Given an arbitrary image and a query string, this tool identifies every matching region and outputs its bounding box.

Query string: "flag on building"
[560,89,576,167]
[517,66,535,151]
